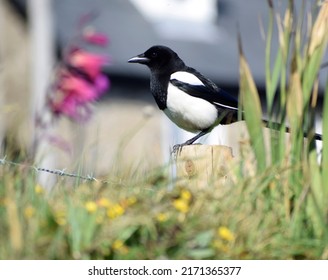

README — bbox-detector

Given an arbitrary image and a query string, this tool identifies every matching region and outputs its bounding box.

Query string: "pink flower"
[94,74,110,94]
[51,94,78,118]
[50,70,109,121]
[50,91,92,122]
[48,23,110,122]
[59,74,98,102]
[68,49,109,79]
[83,28,109,46]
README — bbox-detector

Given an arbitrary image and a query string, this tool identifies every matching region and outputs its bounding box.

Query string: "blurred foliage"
[0,161,327,260]
[239,0,328,251]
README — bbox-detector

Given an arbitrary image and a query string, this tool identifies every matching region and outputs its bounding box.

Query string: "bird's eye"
[151,52,158,58]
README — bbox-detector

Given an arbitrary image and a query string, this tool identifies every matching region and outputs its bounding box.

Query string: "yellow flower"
[107,204,125,219]
[217,226,235,242]
[24,206,35,218]
[156,212,169,222]
[85,201,98,213]
[34,184,44,194]
[54,210,67,226]
[120,196,137,208]
[126,196,137,206]
[180,189,192,201]
[173,199,189,213]
[97,198,112,208]
[112,239,129,254]
[112,239,124,250]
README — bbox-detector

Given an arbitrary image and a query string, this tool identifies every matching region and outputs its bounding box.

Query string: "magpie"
[128,45,239,150]
[128,45,322,151]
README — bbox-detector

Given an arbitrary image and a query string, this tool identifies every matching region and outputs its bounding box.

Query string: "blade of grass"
[268,5,293,163]
[308,148,325,238]
[287,57,304,132]
[303,1,328,105]
[5,179,23,256]
[321,75,328,216]
[265,0,275,113]
[238,32,266,171]
[267,2,294,165]
[287,51,305,200]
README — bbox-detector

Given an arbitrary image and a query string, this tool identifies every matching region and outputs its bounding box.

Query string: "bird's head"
[128,45,184,74]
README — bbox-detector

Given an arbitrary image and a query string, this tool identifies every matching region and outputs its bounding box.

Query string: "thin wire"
[0,156,98,182]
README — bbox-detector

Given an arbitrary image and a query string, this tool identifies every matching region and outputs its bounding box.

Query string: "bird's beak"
[128,53,150,64]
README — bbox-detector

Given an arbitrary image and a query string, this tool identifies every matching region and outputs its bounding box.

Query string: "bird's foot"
[171,142,202,159]
[172,144,184,156]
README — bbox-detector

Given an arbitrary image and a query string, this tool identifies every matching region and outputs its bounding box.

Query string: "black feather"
[170,78,238,110]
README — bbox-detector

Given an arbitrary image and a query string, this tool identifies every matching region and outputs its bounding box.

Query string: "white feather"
[170,71,204,86]
[213,101,238,111]
[164,81,218,132]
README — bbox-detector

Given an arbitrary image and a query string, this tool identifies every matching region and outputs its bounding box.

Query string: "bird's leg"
[172,128,211,155]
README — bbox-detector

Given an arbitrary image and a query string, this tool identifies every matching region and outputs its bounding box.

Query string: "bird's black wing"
[170,77,239,111]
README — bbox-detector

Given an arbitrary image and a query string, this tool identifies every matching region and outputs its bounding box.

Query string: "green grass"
[0,159,327,260]
[1,0,328,259]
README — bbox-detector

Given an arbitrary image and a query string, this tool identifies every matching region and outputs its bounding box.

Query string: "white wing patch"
[170,71,204,86]
[171,71,238,112]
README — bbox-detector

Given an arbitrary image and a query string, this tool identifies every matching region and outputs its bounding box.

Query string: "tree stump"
[175,145,234,188]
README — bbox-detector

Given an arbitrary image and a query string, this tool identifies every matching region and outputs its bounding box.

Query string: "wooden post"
[175,145,233,188]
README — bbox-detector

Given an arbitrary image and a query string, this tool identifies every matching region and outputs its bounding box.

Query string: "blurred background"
[0,0,325,186]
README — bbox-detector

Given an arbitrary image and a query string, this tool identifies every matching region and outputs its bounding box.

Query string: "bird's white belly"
[164,83,218,132]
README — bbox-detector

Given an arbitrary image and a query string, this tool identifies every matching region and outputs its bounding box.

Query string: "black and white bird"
[128,45,239,151]
[128,45,322,150]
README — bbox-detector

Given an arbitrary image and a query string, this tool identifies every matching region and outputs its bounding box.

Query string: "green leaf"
[238,33,267,171]
[194,230,214,247]
[321,76,328,215]
[119,225,140,242]
[265,2,274,111]
[187,248,216,259]
[307,149,325,238]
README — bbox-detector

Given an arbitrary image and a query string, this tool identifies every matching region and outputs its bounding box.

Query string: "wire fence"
[0,156,99,182]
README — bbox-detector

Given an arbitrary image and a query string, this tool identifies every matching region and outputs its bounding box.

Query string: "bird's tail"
[219,110,322,141]
[262,119,322,141]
